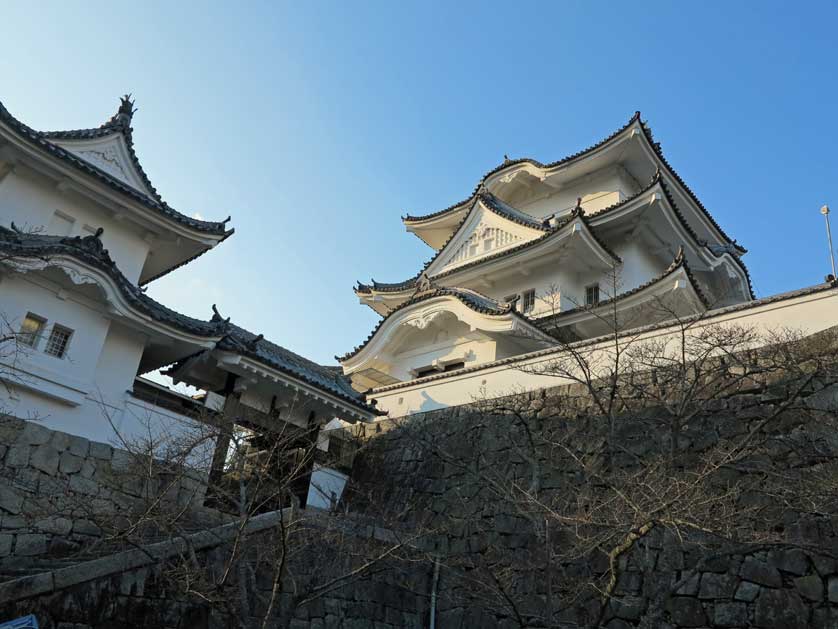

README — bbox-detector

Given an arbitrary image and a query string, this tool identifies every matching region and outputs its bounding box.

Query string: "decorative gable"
[50,133,154,197]
[444,223,523,267]
[427,199,545,276]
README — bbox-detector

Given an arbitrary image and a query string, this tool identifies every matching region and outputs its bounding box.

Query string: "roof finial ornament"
[211,303,230,324]
[415,271,435,294]
[503,154,510,163]
[652,166,661,183]
[247,333,264,349]
[113,94,137,128]
[674,245,685,263]
[573,197,585,216]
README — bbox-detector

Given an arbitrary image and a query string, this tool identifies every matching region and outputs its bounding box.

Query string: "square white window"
[522,289,536,313]
[44,324,73,359]
[483,238,493,252]
[585,284,600,306]
[19,313,46,348]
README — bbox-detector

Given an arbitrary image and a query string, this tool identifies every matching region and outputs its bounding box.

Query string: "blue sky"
[3,1,838,365]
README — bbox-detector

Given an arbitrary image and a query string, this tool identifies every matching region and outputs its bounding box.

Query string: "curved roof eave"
[402,113,745,258]
[535,248,710,333]
[402,111,643,226]
[340,286,546,363]
[0,97,231,238]
[213,321,381,416]
[0,224,226,339]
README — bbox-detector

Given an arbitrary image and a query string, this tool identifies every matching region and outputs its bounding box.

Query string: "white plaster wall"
[371,286,838,416]
[388,333,496,381]
[515,170,637,219]
[0,169,151,284]
[0,272,112,403]
[444,234,667,318]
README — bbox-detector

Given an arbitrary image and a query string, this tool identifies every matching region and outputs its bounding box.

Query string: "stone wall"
[0,416,214,562]
[344,378,838,628]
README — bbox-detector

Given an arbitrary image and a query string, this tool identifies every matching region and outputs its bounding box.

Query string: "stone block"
[829,577,838,603]
[0,533,12,556]
[79,458,96,478]
[30,444,60,475]
[666,597,707,627]
[16,421,52,445]
[0,485,23,514]
[811,607,838,629]
[698,572,737,599]
[741,557,783,588]
[89,441,113,460]
[59,451,84,475]
[814,554,838,576]
[5,444,31,467]
[754,588,808,628]
[733,581,761,603]
[35,516,72,536]
[14,533,47,556]
[794,573,824,601]
[69,474,100,496]
[49,430,71,452]
[773,548,810,576]
[72,519,101,537]
[611,596,645,620]
[67,435,89,458]
[674,572,701,596]
[714,601,748,627]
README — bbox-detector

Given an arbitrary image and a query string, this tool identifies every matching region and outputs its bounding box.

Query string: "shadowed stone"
[666,597,706,627]
[16,422,51,446]
[14,533,47,556]
[794,574,823,601]
[714,601,748,627]
[741,557,782,588]
[67,435,89,457]
[0,485,23,514]
[89,441,112,460]
[829,577,838,603]
[59,451,83,474]
[30,444,60,475]
[754,588,808,628]
[5,444,31,468]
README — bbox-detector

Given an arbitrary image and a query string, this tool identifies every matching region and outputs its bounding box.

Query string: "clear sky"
[3,1,838,366]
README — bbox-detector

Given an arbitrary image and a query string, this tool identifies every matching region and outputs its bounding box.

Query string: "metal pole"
[822,205,836,279]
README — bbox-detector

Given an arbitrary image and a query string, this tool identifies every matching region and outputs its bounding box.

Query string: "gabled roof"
[0,223,225,337]
[340,286,546,362]
[534,247,710,332]
[211,318,379,415]
[401,112,744,255]
[0,221,376,415]
[402,112,643,225]
[355,191,620,295]
[0,96,231,238]
[359,172,755,303]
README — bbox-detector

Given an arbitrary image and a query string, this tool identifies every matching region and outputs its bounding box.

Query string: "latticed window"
[44,325,73,358]
[585,284,600,306]
[522,289,536,313]
[19,313,46,347]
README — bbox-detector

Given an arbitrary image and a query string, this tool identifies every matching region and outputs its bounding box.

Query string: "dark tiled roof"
[637,120,746,255]
[369,281,838,395]
[340,286,532,362]
[534,247,710,332]
[402,112,744,260]
[358,196,623,297]
[0,96,231,238]
[213,319,378,415]
[361,174,755,301]
[0,224,225,337]
[403,112,642,225]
